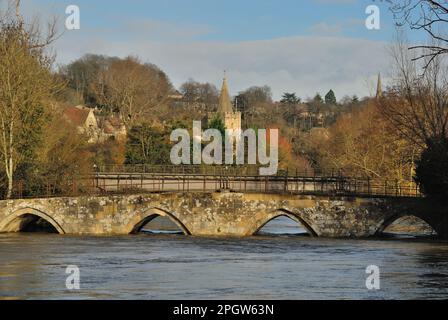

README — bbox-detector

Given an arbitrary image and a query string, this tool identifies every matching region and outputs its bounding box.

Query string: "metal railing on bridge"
[93,172,421,198]
[99,164,284,176]
[8,165,422,199]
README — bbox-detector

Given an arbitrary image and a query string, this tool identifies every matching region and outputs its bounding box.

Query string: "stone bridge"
[0,192,447,238]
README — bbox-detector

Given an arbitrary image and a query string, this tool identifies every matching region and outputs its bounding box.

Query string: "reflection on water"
[141,216,184,235]
[382,216,437,238]
[1,232,447,300]
[1,213,448,300]
[256,216,310,236]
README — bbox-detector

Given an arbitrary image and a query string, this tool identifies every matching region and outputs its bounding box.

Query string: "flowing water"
[0,217,447,300]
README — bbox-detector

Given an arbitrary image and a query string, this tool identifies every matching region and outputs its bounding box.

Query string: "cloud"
[308,22,343,36]
[122,19,214,42]
[10,0,392,101]
[308,18,366,36]
[54,30,391,100]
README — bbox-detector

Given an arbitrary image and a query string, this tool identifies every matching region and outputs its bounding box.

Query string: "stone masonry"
[0,192,446,238]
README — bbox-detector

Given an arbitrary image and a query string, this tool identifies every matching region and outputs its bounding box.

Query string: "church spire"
[218,71,233,115]
[376,73,383,98]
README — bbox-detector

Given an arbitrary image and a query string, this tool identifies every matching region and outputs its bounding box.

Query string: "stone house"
[63,105,127,143]
[63,105,100,143]
[97,115,127,142]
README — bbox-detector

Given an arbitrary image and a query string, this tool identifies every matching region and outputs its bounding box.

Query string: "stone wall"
[0,192,446,238]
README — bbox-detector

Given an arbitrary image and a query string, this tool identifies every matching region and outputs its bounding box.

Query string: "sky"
[1,0,427,100]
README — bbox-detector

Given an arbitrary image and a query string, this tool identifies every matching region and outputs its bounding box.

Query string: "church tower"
[376,73,383,98]
[217,72,241,133]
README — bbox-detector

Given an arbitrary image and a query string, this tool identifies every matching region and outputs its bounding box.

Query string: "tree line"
[1,0,448,199]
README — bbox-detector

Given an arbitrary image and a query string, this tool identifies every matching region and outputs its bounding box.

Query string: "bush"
[125,124,171,165]
[415,136,448,198]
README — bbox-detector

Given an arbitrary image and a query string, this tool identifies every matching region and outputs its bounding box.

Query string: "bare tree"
[92,56,172,130]
[2,0,59,48]
[0,2,62,198]
[390,0,448,69]
[379,35,448,148]
[14,0,22,24]
[180,79,219,108]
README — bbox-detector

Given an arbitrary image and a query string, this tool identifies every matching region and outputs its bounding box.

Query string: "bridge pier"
[0,193,446,238]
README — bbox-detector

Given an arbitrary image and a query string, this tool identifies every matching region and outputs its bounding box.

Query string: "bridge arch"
[129,208,191,235]
[375,213,438,236]
[252,209,318,237]
[0,208,65,234]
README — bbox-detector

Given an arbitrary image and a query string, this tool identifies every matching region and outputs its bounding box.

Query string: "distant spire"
[376,73,383,98]
[218,71,233,115]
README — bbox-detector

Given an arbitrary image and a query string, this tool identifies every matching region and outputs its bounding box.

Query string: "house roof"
[103,122,115,134]
[108,116,123,128]
[63,105,92,127]
[99,116,125,134]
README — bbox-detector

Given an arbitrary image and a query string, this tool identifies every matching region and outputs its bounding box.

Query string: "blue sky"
[21,0,404,41]
[4,0,427,100]
[78,0,394,41]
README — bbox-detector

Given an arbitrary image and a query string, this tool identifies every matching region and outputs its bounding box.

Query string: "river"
[0,217,447,300]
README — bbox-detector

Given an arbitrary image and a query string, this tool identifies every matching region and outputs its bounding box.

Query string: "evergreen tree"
[125,124,171,165]
[313,93,323,104]
[280,92,301,105]
[414,136,448,199]
[208,115,226,136]
[325,90,337,105]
